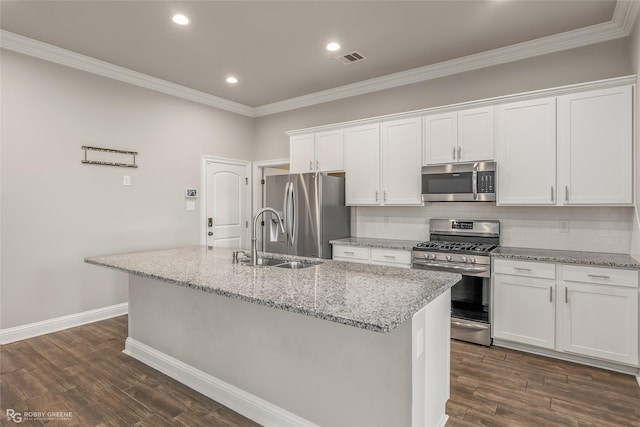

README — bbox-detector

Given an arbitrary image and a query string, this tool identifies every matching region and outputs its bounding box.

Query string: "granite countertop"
[330,236,421,251]
[85,246,459,333]
[493,247,640,269]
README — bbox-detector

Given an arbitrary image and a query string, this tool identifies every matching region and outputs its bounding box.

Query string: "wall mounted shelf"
[81,146,138,168]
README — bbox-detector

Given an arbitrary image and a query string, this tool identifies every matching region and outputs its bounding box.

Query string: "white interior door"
[205,161,250,249]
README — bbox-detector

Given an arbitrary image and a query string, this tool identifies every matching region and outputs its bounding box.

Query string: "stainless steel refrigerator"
[263,173,350,259]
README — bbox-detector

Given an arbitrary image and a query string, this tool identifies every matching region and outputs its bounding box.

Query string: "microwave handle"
[472,162,478,200]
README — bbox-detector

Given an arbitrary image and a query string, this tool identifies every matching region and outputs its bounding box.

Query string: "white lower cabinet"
[493,271,556,349]
[493,259,639,367]
[333,245,411,269]
[557,266,638,365]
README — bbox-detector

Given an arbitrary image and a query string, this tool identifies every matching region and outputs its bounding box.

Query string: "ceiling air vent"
[335,51,367,65]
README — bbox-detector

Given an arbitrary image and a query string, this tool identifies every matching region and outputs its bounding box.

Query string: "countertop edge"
[329,237,420,251]
[491,248,640,270]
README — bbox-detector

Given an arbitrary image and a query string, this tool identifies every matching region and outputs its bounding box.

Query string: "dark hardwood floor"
[2,315,639,426]
[0,316,259,426]
[447,340,640,427]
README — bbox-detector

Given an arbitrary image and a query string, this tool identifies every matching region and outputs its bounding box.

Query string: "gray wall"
[255,39,631,160]
[0,50,255,329]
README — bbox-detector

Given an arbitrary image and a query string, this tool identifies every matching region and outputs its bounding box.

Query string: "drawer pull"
[344,251,355,255]
[383,255,396,259]
[514,267,532,272]
[588,274,611,279]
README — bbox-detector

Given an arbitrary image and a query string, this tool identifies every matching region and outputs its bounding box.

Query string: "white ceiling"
[0,1,633,115]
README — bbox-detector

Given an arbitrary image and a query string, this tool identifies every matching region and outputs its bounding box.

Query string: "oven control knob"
[446,255,452,261]
[461,256,467,263]
[469,257,476,264]
[428,253,436,260]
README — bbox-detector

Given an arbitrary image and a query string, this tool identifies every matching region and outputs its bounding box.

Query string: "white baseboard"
[438,414,450,427]
[0,302,128,345]
[124,337,318,427]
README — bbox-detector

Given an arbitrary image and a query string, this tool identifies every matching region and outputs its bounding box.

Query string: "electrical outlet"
[123,175,131,186]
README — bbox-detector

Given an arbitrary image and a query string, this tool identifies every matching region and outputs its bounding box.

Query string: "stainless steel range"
[412,219,500,346]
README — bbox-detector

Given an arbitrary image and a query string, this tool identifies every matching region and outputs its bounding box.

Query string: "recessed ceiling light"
[326,42,341,52]
[172,14,190,25]
[226,76,238,84]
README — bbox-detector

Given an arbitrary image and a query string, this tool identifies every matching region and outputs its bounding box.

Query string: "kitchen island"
[85,246,459,427]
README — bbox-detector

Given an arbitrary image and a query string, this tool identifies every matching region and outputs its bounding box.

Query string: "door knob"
[208,232,213,236]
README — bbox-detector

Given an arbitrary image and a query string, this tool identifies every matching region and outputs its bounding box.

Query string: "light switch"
[186,201,196,211]
[123,175,131,186]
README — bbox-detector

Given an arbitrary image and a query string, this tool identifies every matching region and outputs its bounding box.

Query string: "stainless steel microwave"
[421,161,496,202]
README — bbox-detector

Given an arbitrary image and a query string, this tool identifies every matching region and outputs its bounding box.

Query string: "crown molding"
[0,30,256,117]
[2,0,638,119]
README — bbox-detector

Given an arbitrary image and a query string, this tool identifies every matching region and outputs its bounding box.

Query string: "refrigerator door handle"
[283,182,290,244]
[289,183,296,245]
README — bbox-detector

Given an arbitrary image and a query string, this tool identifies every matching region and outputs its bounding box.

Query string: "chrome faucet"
[251,207,285,266]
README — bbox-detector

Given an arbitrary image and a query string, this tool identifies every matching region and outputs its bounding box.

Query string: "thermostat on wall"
[185,188,198,198]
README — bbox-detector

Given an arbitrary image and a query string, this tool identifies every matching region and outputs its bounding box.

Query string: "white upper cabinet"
[558,86,633,205]
[497,97,557,205]
[423,106,494,165]
[496,85,633,206]
[289,129,344,174]
[344,123,381,205]
[345,118,422,206]
[457,107,495,163]
[380,117,423,205]
[423,112,457,164]
[289,134,315,173]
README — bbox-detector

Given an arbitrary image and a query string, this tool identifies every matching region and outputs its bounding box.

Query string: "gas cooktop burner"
[414,241,497,253]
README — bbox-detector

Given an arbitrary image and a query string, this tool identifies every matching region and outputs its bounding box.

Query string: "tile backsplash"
[353,203,633,254]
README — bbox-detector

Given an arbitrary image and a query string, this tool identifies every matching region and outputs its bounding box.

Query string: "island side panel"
[412,289,451,427]
[127,274,414,426]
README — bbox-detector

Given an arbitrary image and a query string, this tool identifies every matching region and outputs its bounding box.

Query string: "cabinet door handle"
[551,186,554,202]
[565,186,569,202]
[452,146,456,161]
[316,160,320,170]
[457,146,462,161]
[549,286,553,303]
[309,160,313,171]
[375,190,379,202]
[565,287,568,303]
[588,274,611,279]
[383,191,387,202]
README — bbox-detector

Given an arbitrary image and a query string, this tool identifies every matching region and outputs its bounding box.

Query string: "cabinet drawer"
[494,259,556,279]
[333,245,370,261]
[561,265,638,288]
[371,248,411,265]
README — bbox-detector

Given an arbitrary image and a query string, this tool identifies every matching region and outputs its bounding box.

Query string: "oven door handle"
[412,260,489,274]
[451,320,489,331]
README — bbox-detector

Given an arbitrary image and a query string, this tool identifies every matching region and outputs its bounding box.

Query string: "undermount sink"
[240,257,320,269]
[273,261,317,269]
